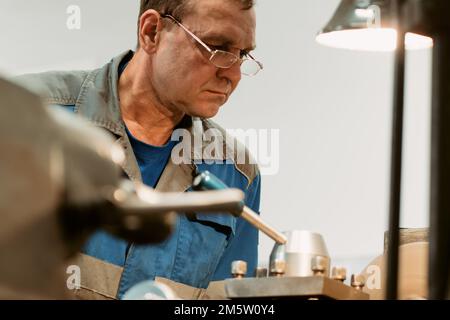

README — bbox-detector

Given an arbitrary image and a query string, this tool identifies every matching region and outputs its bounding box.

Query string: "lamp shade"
[316,0,433,51]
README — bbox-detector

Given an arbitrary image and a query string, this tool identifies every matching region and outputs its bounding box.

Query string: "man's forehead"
[187,0,255,18]
[201,32,256,51]
[185,0,256,49]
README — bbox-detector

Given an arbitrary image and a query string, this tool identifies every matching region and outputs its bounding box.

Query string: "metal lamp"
[316,0,432,51]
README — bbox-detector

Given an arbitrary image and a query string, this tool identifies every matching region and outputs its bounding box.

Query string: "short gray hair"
[137,0,255,47]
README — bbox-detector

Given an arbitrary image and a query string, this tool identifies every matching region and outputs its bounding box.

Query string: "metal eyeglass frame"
[162,14,263,76]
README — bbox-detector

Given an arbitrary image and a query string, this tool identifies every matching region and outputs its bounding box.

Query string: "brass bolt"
[311,256,327,276]
[351,274,366,290]
[269,259,286,277]
[231,260,247,279]
[331,266,347,282]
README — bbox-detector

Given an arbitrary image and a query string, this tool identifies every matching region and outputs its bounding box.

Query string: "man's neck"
[118,52,185,146]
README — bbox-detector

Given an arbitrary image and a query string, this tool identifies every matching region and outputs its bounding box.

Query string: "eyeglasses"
[162,14,263,76]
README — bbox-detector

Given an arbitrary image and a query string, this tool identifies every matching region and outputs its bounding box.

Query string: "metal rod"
[241,206,287,244]
[386,0,406,300]
[192,170,287,244]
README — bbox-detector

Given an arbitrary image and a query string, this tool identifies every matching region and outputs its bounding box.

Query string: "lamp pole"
[392,0,450,299]
[427,3,450,299]
[386,0,406,300]
[401,0,450,299]
[429,33,450,300]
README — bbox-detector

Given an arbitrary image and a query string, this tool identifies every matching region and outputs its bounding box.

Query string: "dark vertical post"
[386,0,406,300]
[398,0,450,300]
[429,32,450,299]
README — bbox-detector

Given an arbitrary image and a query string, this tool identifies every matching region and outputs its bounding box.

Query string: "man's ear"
[138,9,164,54]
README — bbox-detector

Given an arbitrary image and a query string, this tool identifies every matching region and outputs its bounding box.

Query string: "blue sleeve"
[211,173,261,280]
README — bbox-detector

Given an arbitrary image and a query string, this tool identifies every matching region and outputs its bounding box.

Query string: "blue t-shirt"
[125,126,176,188]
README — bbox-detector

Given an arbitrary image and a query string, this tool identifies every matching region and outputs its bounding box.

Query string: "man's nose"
[216,62,242,87]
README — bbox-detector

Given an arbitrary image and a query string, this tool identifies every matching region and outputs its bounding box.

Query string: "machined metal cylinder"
[270,230,330,277]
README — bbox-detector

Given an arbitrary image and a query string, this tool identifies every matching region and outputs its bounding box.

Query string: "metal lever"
[111,180,246,214]
[192,171,287,244]
[88,180,247,245]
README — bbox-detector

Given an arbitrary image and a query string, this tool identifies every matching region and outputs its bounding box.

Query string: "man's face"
[149,0,256,118]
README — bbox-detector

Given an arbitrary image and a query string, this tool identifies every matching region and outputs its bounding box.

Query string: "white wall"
[0,0,432,276]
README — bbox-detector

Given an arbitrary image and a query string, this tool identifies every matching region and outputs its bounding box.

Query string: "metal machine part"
[361,241,429,300]
[332,267,347,282]
[118,181,244,215]
[269,230,331,278]
[269,259,286,277]
[255,267,268,278]
[192,171,287,244]
[224,230,363,300]
[225,276,369,300]
[85,180,245,245]
[223,226,365,299]
[351,274,366,291]
[0,77,246,298]
[231,261,248,279]
[311,256,327,276]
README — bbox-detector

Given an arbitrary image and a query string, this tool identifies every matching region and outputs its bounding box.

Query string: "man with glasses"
[17,0,262,299]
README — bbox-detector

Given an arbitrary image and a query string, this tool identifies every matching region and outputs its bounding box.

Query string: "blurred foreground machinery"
[0,77,244,299]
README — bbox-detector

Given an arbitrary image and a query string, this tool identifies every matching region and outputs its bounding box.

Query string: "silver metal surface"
[318,0,397,34]
[255,267,268,278]
[225,276,369,300]
[311,256,327,276]
[231,261,247,278]
[269,230,331,277]
[117,182,245,214]
[269,259,286,277]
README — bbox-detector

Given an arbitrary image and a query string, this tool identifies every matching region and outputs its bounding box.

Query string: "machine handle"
[192,171,287,244]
